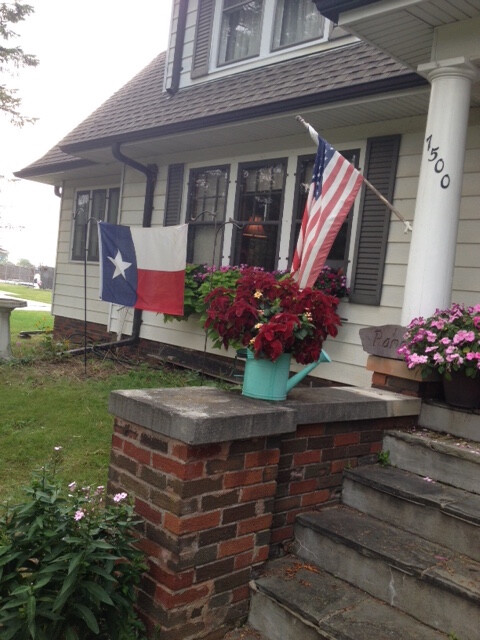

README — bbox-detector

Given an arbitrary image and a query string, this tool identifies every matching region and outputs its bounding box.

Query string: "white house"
[16,0,480,387]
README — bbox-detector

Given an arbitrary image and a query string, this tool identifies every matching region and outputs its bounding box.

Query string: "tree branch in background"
[0,2,38,126]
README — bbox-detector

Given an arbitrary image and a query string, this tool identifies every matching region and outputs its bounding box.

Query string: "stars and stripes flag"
[98,222,187,315]
[291,134,364,290]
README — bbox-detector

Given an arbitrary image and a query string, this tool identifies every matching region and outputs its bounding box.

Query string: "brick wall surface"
[108,412,417,639]
[53,316,158,358]
[268,415,416,551]
[108,419,280,640]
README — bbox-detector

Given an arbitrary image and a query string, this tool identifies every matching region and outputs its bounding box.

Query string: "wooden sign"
[359,325,406,360]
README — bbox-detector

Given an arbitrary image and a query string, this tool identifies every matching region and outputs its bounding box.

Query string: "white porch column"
[401,58,478,325]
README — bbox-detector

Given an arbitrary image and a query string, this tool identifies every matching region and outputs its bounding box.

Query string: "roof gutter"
[312,0,382,23]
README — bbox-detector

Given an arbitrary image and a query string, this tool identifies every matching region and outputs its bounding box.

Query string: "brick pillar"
[107,387,294,640]
[110,425,280,639]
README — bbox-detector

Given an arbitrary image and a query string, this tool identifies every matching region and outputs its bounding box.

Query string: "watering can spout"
[286,350,331,393]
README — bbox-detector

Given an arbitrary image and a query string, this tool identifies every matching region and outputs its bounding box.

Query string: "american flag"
[291,135,363,289]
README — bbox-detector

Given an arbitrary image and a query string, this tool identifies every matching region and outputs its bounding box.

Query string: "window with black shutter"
[164,164,185,226]
[349,135,401,305]
[191,0,215,79]
[71,187,120,262]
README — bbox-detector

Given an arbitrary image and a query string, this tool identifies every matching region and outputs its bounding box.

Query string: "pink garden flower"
[453,330,475,344]
[399,303,480,378]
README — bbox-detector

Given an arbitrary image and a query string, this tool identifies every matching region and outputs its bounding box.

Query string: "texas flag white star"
[108,250,132,279]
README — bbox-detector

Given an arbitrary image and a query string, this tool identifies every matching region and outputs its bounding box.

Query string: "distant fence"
[0,264,55,290]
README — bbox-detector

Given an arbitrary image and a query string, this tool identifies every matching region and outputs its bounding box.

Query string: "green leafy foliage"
[377,450,390,467]
[0,2,38,126]
[0,452,146,639]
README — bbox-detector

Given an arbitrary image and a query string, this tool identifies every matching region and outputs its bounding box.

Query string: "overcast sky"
[0,0,172,267]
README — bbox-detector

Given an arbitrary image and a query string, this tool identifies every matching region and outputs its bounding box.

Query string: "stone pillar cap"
[109,386,421,445]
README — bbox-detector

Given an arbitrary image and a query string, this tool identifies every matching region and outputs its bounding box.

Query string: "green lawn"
[0,283,52,304]
[0,356,205,502]
[0,286,217,503]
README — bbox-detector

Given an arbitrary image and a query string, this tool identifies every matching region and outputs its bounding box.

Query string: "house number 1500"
[426,135,450,189]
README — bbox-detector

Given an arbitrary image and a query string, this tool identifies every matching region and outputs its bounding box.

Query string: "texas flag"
[98,222,187,315]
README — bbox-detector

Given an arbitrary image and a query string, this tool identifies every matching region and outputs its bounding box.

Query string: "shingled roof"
[16,40,425,178]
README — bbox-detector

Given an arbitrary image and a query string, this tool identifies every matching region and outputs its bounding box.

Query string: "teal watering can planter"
[241,349,331,401]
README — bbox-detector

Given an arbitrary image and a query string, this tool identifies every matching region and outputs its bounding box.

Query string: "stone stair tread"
[297,505,480,603]
[419,401,480,443]
[253,555,447,639]
[387,427,480,464]
[345,464,480,525]
[223,625,269,640]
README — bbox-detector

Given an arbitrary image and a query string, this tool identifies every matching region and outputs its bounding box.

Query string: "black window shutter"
[349,135,401,306]
[164,164,185,226]
[191,0,215,79]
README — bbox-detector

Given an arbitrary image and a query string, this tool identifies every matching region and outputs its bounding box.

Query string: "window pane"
[188,226,222,265]
[107,187,120,224]
[237,224,278,270]
[87,189,107,261]
[234,160,286,270]
[219,0,263,64]
[72,191,89,260]
[272,0,325,50]
[187,166,229,265]
[72,187,120,262]
[189,168,228,222]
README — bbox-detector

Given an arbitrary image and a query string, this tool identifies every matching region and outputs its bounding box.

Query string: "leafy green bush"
[164,263,244,322]
[0,451,146,640]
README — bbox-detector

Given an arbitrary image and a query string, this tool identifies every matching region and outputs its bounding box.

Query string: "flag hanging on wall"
[291,135,364,290]
[98,222,187,315]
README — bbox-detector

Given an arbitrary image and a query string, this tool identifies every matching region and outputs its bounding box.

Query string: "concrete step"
[294,506,480,638]
[342,464,480,561]
[419,401,480,443]
[248,555,448,640]
[383,428,480,494]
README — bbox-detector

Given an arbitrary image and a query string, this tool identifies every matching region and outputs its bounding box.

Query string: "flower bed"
[164,264,348,323]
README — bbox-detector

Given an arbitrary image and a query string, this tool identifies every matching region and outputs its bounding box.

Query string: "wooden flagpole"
[295,115,412,233]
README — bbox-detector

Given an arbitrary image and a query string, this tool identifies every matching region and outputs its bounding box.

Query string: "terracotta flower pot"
[442,370,480,410]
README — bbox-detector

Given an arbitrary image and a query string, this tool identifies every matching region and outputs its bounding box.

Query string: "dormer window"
[272,0,325,50]
[219,0,263,65]
[212,0,326,71]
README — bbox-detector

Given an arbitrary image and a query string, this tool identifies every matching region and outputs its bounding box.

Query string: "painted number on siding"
[426,135,450,189]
